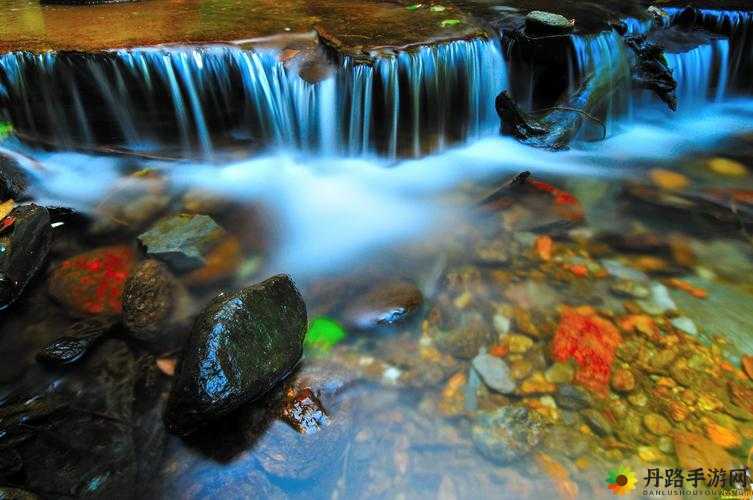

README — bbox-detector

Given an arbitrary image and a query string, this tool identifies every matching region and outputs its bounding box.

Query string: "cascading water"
[568,30,632,136]
[0,38,507,158]
[665,8,753,93]
[665,38,730,108]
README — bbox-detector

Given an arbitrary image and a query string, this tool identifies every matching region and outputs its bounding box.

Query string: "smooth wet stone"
[36,317,117,366]
[506,334,533,354]
[525,10,574,36]
[610,368,635,393]
[164,274,307,435]
[600,259,649,282]
[674,431,735,471]
[431,311,493,360]
[610,280,650,299]
[638,282,676,315]
[555,384,593,410]
[90,176,171,235]
[0,204,51,310]
[671,316,698,335]
[122,259,192,342]
[643,413,672,436]
[471,407,543,464]
[582,409,612,436]
[138,213,225,273]
[545,362,574,384]
[48,245,136,316]
[472,353,515,394]
[341,279,422,330]
[0,154,28,199]
[518,372,555,395]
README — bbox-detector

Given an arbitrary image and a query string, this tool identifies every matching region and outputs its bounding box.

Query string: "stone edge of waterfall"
[1,5,753,158]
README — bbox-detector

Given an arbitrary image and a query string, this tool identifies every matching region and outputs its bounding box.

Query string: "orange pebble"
[666,278,707,299]
[565,264,588,278]
[490,344,510,358]
[535,235,553,261]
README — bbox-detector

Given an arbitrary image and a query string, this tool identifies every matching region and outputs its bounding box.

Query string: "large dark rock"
[0,204,51,310]
[0,154,28,200]
[164,274,307,435]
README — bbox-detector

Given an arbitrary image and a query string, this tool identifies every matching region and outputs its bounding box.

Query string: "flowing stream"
[3,6,753,499]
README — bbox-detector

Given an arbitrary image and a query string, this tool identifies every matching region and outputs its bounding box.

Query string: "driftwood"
[496,64,618,150]
[625,35,678,110]
[497,23,682,149]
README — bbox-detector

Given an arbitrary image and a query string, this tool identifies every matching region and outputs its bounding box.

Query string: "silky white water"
[7,97,753,279]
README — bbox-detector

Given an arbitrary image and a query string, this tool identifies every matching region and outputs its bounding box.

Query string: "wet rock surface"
[0,204,51,311]
[164,274,307,435]
[48,245,136,316]
[2,339,168,499]
[122,259,192,343]
[0,155,28,200]
[341,279,423,331]
[36,316,118,366]
[471,407,544,464]
[138,214,225,273]
[525,11,574,36]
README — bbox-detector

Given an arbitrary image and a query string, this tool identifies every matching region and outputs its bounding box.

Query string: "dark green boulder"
[164,274,307,435]
[0,204,51,310]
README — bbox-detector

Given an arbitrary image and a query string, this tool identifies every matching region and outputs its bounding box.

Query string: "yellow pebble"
[649,168,690,190]
[708,157,748,177]
[638,446,663,463]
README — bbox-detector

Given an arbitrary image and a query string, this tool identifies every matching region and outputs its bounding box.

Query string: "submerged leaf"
[0,122,12,140]
[406,3,423,10]
[440,18,461,27]
[430,5,446,12]
[304,316,346,352]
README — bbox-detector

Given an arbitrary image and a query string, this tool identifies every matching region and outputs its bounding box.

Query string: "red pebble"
[49,245,136,316]
[0,216,15,234]
[551,306,622,396]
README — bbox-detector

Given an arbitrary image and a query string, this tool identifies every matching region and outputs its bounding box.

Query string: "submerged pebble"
[472,352,516,394]
[471,406,543,464]
[48,245,136,316]
[138,213,225,273]
[341,279,423,331]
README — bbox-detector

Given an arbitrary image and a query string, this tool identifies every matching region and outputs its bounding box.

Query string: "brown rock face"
[122,259,192,342]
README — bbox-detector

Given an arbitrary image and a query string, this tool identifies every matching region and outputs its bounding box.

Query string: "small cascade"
[568,30,632,136]
[665,38,730,109]
[0,38,507,158]
[665,8,753,93]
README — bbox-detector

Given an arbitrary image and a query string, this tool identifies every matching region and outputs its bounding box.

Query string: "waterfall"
[665,8,753,93]
[568,30,632,135]
[0,38,508,158]
[665,38,730,108]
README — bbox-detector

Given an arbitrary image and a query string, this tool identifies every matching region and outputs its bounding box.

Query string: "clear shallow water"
[3,9,753,498]
[3,95,753,498]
